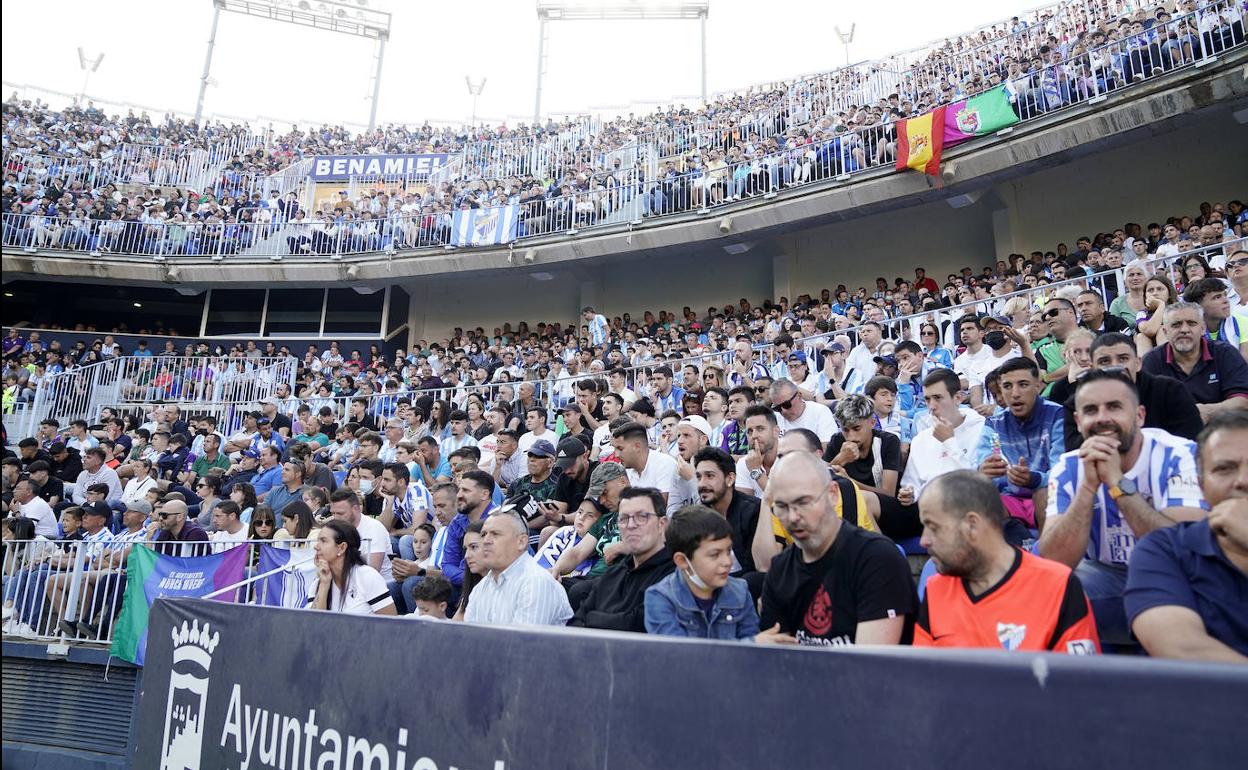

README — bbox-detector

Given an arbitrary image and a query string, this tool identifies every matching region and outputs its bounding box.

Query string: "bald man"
[756,452,915,647]
[149,498,210,557]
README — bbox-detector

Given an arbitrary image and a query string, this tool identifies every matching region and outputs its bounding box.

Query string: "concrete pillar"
[991,183,1022,259]
[772,252,794,304]
[406,282,430,348]
[578,278,600,326]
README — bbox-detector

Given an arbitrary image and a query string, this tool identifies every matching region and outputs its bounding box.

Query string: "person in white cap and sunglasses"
[671,416,715,510]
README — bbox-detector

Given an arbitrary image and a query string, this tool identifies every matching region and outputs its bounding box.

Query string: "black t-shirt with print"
[760,522,915,646]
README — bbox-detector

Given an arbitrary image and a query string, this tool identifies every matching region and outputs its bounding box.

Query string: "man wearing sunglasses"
[770,379,836,451]
[148,499,209,557]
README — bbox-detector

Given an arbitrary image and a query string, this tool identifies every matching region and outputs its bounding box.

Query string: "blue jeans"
[10,565,53,627]
[1074,559,1132,646]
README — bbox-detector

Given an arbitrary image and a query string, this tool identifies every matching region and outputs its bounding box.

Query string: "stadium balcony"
[5,45,1247,347]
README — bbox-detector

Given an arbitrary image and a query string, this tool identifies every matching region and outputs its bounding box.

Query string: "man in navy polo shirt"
[1125,411,1248,662]
[1141,302,1248,421]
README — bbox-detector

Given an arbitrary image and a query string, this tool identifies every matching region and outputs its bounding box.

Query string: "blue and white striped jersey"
[588,314,610,346]
[1046,428,1206,566]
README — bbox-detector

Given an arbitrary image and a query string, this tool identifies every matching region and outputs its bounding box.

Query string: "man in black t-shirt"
[823,394,902,499]
[549,436,596,523]
[757,452,915,647]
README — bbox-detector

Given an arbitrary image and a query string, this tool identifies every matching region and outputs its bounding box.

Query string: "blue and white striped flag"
[451,204,519,246]
[256,544,318,608]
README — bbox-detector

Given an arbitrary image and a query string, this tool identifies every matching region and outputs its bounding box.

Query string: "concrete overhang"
[5,49,1246,289]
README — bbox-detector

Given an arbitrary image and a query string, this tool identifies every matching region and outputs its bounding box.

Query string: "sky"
[2,0,1019,132]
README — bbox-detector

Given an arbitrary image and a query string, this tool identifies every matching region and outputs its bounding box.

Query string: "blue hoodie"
[974,398,1066,497]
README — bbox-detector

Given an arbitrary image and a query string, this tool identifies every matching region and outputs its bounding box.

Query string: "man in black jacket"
[569,486,675,632]
[692,446,763,594]
[1058,333,1203,450]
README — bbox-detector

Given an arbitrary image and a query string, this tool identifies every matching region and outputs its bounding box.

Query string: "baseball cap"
[553,436,588,469]
[126,499,153,516]
[586,462,627,501]
[824,342,846,354]
[81,501,112,520]
[241,449,261,460]
[678,415,714,442]
[787,350,807,364]
[527,439,556,458]
[873,354,899,368]
[979,314,1012,329]
[256,417,272,426]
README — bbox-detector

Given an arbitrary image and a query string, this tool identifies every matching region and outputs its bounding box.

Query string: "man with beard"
[914,470,1100,653]
[692,446,761,592]
[1039,370,1209,645]
[1141,302,1248,421]
[1125,412,1248,661]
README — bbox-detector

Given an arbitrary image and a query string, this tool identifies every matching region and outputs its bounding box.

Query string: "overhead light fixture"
[718,216,733,234]
[345,264,360,279]
[133,302,142,308]
[166,265,182,282]
[3,292,13,298]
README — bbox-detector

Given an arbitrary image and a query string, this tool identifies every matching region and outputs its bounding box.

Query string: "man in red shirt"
[914,267,940,296]
[914,470,1100,653]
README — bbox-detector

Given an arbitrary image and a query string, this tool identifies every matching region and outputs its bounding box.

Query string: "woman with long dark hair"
[310,519,395,615]
[451,520,487,622]
[229,482,258,525]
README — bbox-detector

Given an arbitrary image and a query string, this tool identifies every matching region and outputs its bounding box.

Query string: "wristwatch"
[750,467,765,481]
[1107,477,1137,500]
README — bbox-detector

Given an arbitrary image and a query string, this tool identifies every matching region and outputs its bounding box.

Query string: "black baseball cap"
[553,436,587,469]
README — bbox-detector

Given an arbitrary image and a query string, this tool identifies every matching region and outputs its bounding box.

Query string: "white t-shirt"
[734,457,765,497]
[669,465,700,511]
[626,450,681,514]
[210,527,248,554]
[323,564,394,615]
[518,429,555,457]
[777,400,838,444]
[19,496,58,538]
[591,423,614,459]
[354,514,393,582]
[953,345,993,389]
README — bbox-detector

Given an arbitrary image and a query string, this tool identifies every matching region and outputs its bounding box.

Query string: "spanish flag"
[895,105,947,176]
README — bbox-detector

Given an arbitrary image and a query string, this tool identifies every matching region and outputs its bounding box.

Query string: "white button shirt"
[466,552,573,627]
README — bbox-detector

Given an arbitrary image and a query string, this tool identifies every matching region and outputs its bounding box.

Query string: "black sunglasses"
[1043,308,1062,319]
[773,394,799,411]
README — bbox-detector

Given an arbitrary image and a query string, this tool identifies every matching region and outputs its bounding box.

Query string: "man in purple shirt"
[150,499,210,557]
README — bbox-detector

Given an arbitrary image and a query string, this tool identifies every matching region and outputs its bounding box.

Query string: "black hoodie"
[569,546,675,633]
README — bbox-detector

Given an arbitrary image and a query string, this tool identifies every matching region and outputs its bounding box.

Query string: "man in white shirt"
[12,479,58,537]
[328,488,393,582]
[71,448,123,505]
[952,314,994,395]
[591,394,625,460]
[770,378,837,449]
[899,369,986,506]
[465,512,572,626]
[210,501,248,553]
[846,321,887,387]
[612,421,680,514]
[606,368,637,408]
[516,406,554,457]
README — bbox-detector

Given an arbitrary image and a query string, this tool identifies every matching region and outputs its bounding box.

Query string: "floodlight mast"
[194,0,392,129]
[534,1,710,125]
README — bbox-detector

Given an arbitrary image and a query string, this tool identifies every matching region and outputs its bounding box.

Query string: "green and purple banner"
[110,545,247,665]
[942,86,1020,147]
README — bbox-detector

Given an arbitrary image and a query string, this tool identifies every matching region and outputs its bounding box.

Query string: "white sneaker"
[11,622,37,638]
[2,605,13,621]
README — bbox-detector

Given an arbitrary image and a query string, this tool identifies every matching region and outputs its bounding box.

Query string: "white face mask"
[359,479,375,495]
[680,557,710,592]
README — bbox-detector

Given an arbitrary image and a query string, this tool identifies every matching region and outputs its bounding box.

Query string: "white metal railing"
[13,355,297,438]
[5,237,1237,445]
[1,538,317,646]
[4,10,1239,263]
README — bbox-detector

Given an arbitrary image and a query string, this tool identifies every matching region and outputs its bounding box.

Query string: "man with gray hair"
[1141,301,1248,419]
[770,378,837,449]
[466,511,572,626]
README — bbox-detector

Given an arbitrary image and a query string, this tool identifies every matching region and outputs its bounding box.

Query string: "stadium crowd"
[3,0,1243,256]
[3,191,1246,661]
